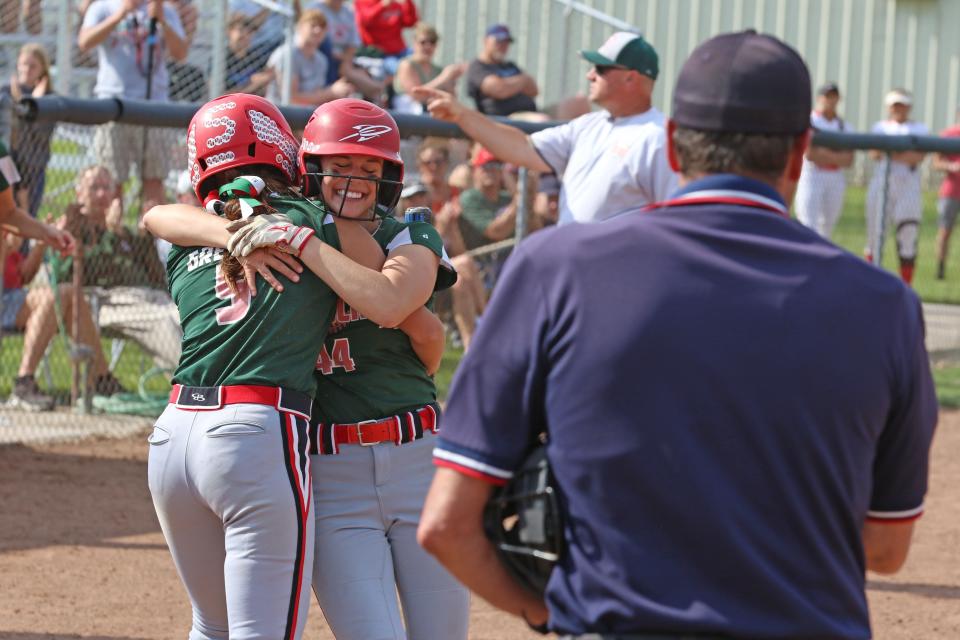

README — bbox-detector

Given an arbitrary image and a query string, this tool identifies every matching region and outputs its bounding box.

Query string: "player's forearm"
[397,307,445,375]
[457,109,551,173]
[143,204,231,248]
[298,237,430,328]
[77,10,125,52]
[1,206,48,239]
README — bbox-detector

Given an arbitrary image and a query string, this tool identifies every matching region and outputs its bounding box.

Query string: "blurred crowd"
[1,0,959,411]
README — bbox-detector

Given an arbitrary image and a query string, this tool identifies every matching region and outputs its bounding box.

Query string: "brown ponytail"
[216,168,300,293]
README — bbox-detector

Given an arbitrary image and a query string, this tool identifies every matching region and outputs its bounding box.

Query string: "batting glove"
[227,213,315,258]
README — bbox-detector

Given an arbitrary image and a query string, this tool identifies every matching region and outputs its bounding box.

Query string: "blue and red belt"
[169,384,312,420]
[310,403,440,455]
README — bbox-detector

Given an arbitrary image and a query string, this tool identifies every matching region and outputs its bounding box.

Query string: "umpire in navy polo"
[418,30,937,639]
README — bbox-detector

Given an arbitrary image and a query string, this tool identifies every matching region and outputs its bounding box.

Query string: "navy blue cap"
[485,24,514,42]
[672,30,811,135]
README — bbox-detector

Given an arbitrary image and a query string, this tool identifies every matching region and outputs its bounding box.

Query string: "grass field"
[829,186,959,304]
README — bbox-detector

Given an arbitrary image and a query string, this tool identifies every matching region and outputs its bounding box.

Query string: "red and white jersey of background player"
[804,111,847,172]
[871,119,930,181]
[794,111,848,238]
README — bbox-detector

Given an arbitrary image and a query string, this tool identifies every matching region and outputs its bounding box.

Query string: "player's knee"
[896,221,919,260]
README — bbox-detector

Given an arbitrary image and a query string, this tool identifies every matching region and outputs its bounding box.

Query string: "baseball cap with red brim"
[471,147,500,167]
[581,32,659,80]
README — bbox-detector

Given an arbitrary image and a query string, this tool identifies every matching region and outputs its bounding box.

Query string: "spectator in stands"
[78,0,188,214]
[934,106,960,280]
[308,0,388,102]
[266,8,354,106]
[50,166,182,371]
[534,172,561,227]
[224,12,273,94]
[0,42,55,218]
[398,181,430,216]
[229,0,286,60]
[3,230,122,411]
[414,31,676,224]
[354,0,417,62]
[393,22,466,114]
[464,24,538,117]
[167,0,206,102]
[457,147,518,252]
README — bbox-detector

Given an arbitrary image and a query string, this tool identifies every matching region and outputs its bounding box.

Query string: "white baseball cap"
[884,89,912,107]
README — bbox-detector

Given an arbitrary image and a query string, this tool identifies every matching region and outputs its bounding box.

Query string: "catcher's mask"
[299,98,404,221]
[483,436,564,597]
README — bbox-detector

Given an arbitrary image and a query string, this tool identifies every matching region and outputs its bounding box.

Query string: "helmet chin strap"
[322,174,380,222]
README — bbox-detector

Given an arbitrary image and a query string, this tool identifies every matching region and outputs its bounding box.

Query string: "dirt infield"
[1,413,958,639]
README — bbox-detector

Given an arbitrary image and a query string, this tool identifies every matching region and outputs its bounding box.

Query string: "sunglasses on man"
[594,64,630,76]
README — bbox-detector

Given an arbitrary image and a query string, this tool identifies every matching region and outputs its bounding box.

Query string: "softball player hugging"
[226,98,468,640]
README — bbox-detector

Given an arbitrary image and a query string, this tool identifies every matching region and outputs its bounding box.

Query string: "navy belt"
[170,384,312,420]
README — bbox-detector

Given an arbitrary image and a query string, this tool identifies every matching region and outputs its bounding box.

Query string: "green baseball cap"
[581,32,659,80]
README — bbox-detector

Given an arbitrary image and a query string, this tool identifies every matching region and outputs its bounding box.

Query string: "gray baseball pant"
[311,434,470,640]
[148,402,313,640]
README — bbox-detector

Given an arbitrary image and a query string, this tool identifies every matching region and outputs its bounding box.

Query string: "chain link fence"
[0,1,958,441]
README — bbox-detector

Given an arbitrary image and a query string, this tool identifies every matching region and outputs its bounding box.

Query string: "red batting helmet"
[187,93,299,201]
[298,98,404,212]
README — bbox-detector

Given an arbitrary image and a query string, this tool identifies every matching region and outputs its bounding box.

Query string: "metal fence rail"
[2,96,959,435]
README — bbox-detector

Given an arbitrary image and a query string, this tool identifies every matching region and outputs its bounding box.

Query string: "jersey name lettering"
[329,299,366,334]
[187,247,224,272]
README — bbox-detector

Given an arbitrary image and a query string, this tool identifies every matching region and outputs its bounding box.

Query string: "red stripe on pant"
[280,411,310,640]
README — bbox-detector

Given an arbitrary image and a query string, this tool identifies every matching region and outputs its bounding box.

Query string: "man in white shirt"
[412,32,677,225]
[794,82,854,238]
[865,89,928,285]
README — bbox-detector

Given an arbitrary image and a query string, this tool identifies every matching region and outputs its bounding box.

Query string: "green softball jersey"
[312,215,457,423]
[168,196,339,396]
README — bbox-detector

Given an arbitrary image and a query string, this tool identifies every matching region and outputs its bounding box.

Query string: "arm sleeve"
[642,128,678,202]
[868,293,938,521]
[163,5,186,40]
[384,221,457,291]
[434,239,551,484]
[529,121,575,177]
[80,1,108,30]
[401,0,418,26]
[465,60,488,105]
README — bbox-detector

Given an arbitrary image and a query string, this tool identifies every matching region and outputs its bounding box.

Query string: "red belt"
[312,403,440,454]
[169,384,312,420]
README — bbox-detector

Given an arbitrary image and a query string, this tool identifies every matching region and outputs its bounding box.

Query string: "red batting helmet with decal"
[298,98,404,211]
[187,93,299,201]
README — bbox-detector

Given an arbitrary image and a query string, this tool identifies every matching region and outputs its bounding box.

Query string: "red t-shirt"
[4,250,24,290]
[940,125,960,200]
[354,0,418,55]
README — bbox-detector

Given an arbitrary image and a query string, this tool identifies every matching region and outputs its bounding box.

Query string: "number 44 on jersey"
[316,338,356,375]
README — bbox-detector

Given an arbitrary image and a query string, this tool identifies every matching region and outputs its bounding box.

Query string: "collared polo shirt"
[435,174,937,638]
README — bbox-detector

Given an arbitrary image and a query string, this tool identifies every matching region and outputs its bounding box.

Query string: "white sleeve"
[80,1,109,29]
[163,5,186,40]
[530,120,576,176]
[638,128,678,203]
